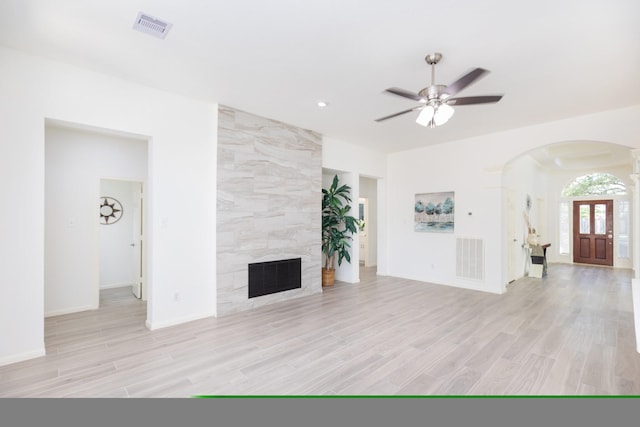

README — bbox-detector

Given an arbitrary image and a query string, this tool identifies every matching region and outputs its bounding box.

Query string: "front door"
[573,200,613,266]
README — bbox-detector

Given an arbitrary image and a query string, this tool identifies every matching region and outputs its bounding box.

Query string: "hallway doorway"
[359,175,378,272]
[44,121,148,319]
[99,179,145,300]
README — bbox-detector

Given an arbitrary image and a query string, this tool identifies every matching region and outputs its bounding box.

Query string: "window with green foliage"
[559,173,630,261]
[561,173,626,197]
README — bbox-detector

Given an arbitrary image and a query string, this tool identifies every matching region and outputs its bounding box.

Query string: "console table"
[529,243,550,278]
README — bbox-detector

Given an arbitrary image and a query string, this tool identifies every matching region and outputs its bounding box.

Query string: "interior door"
[573,200,613,266]
[131,183,143,299]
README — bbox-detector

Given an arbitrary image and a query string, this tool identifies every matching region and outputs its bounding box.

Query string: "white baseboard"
[389,272,504,295]
[0,347,46,367]
[45,304,97,318]
[145,311,215,331]
[632,278,640,353]
[100,282,132,290]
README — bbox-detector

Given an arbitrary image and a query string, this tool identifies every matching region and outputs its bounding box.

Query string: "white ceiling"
[527,141,633,171]
[1,0,639,153]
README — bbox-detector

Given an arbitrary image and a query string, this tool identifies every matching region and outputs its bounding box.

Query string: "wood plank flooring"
[1,264,640,397]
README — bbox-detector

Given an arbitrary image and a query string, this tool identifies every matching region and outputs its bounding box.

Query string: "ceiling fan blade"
[446,95,503,106]
[384,87,426,102]
[375,106,423,122]
[443,68,489,97]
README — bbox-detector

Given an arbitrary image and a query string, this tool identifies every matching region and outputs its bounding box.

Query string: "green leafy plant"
[322,175,358,270]
[561,173,626,197]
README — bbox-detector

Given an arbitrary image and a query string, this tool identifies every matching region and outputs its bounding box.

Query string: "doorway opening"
[358,197,368,266]
[359,175,379,279]
[502,141,633,285]
[99,179,145,300]
[44,120,149,324]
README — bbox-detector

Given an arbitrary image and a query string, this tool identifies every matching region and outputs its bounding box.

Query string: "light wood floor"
[1,264,640,397]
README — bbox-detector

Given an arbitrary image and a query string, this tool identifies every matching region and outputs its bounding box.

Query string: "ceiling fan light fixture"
[375,52,503,126]
[415,105,435,127]
[416,103,454,127]
[433,103,455,126]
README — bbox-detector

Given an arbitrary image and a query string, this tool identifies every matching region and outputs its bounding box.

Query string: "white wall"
[0,50,47,365]
[0,46,217,366]
[386,105,640,295]
[99,179,141,290]
[502,154,549,281]
[388,143,504,293]
[45,127,147,316]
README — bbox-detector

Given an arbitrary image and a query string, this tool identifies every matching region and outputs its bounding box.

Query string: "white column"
[630,149,640,352]
[334,171,359,283]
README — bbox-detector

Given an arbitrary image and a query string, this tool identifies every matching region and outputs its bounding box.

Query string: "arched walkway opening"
[502,140,633,282]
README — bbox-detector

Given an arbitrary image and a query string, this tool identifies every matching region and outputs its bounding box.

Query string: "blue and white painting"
[414,192,455,233]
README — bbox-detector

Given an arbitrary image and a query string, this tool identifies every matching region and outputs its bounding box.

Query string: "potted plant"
[322,174,358,286]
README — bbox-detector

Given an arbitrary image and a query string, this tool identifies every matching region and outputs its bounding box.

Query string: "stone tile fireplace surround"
[216,106,322,315]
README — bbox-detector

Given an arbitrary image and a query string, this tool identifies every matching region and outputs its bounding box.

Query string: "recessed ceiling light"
[317,101,328,108]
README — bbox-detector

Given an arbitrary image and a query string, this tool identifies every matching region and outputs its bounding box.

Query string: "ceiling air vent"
[133,12,172,39]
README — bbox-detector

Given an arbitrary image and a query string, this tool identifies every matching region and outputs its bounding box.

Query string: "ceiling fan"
[375,53,503,127]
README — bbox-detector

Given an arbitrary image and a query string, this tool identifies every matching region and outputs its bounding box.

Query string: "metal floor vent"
[133,12,172,39]
[456,237,485,280]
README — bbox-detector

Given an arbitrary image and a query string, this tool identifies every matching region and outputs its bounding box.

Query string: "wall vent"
[133,12,172,39]
[456,237,484,280]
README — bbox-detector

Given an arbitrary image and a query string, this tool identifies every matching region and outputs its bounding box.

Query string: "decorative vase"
[322,268,335,287]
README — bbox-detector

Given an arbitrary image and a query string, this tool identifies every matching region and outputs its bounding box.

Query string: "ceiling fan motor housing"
[418,85,447,101]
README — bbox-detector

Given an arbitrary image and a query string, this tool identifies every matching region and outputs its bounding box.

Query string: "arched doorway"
[503,140,633,281]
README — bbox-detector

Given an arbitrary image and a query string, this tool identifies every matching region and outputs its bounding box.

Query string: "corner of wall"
[145,310,215,331]
[0,347,46,368]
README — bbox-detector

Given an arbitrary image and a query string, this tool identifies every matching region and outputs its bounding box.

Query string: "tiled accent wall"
[216,106,322,315]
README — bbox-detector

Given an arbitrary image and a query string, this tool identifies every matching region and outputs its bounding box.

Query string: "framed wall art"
[414,191,455,233]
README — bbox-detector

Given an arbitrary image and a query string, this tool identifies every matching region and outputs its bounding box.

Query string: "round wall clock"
[100,196,123,225]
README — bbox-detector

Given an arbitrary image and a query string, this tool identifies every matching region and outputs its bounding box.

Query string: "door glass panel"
[559,202,570,254]
[579,205,590,234]
[594,204,606,235]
